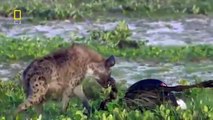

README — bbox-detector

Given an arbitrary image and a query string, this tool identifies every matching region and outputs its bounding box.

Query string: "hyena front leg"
[14,79,47,116]
[73,84,91,116]
[61,93,71,113]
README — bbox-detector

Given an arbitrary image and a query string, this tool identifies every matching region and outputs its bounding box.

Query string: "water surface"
[0,16,213,85]
[1,16,213,46]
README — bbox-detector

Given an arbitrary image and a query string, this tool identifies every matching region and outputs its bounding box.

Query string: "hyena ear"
[105,55,115,67]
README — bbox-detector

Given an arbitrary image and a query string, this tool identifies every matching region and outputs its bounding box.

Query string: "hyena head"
[86,55,115,88]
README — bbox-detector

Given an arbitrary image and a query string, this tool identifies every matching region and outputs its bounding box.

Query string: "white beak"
[176,99,187,110]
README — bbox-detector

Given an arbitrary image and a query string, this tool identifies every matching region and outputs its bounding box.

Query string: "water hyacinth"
[1,0,213,20]
[0,0,213,119]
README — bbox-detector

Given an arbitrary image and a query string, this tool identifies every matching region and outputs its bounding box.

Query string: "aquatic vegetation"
[90,20,141,49]
[1,0,213,21]
[0,35,69,62]
[0,33,212,63]
[0,20,212,119]
[0,79,212,120]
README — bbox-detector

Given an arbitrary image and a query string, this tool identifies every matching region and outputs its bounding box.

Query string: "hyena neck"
[68,44,105,63]
[85,65,95,78]
[66,44,106,79]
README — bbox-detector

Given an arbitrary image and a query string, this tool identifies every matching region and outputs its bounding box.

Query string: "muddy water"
[0,16,213,85]
[1,16,213,46]
[112,60,213,86]
[0,60,212,86]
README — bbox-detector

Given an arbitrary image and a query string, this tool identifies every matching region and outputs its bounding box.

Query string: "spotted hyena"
[14,43,116,116]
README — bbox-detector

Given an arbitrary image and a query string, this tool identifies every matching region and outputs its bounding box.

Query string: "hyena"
[14,43,116,116]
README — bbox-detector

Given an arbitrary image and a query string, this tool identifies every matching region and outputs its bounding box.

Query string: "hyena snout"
[96,75,112,88]
[96,55,116,88]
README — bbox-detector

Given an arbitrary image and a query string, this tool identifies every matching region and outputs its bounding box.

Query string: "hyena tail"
[22,65,32,97]
[22,76,31,97]
[14,76,47,116]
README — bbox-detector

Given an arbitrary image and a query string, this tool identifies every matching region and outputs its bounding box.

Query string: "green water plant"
[0,34,213,63]
[89,20,140,48]
[0,78,213,120]
[0,0,213,21]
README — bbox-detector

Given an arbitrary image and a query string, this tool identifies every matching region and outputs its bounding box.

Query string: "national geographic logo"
[13,9,22,24]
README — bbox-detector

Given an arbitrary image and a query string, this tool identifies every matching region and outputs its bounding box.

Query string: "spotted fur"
[14,43,115,116]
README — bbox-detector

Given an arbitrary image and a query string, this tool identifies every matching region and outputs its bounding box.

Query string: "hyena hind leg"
[34,102,43,115]
[14,80,47,117]
[14,94,44,118]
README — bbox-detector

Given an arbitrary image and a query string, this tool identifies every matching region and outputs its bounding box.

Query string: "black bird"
[100,78,213,111]
[124,79,184,111]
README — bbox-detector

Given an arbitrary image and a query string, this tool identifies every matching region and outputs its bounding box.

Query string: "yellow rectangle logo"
[14,10,22,20]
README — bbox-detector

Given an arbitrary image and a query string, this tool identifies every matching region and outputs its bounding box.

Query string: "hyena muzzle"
[14,43,116,117]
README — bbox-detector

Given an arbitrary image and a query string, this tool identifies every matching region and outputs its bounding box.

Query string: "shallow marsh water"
[0,16,213,85]
[0,60,212,86]
[1,16,213,46]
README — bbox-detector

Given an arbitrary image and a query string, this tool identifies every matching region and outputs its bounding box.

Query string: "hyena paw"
[99,101,107,110]
[83,107,92,117]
